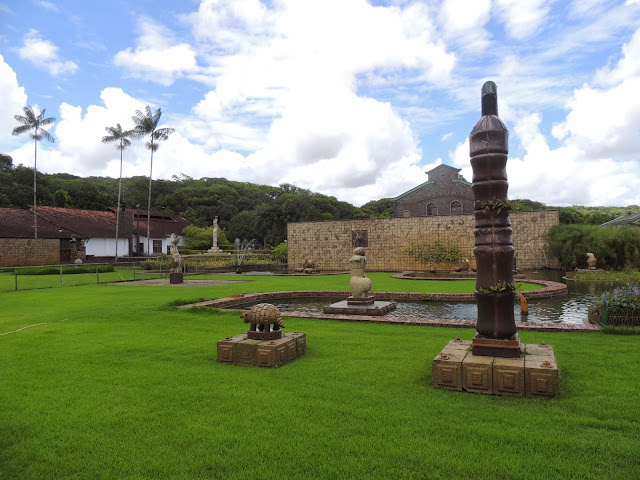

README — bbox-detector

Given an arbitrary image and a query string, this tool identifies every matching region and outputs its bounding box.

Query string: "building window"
[427,203,438,216]
[153,240,162,253]
[451,201,462,215]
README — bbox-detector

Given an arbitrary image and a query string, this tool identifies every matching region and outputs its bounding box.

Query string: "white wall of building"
[134,235,187,256]
[84,238,130,257]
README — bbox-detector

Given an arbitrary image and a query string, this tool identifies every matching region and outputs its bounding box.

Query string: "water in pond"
[238,271,631,325]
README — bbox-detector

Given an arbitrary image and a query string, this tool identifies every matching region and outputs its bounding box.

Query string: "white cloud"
[594,29,640,87]
[177,0,456,204]
[495,0,551,40]
[439,0,492,51]
[18,29,78,76]
[37,1,59,12]
[114,18,198,86]
[0,54,28,146]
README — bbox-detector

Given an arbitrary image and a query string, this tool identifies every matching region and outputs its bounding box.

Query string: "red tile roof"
[37,206,132,238]
[0,208,75,239]
[0,206,190,240]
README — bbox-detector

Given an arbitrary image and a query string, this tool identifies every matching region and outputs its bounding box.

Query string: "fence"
[0,262,151,292]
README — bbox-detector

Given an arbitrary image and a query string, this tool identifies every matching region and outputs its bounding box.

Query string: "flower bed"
[588,283,640,327]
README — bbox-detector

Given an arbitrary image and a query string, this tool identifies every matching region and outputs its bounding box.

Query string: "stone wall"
[0,239,60,267]
[287,210,559,272]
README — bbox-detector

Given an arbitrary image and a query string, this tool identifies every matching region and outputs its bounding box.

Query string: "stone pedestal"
[217,332,307,368]
[170,272,184,284]
[432,339,558,397]
[347,295,375,305]
[323,300,396,316]
[471,333,521,358]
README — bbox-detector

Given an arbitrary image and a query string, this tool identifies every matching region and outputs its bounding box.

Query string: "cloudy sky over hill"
[1,0,640,207]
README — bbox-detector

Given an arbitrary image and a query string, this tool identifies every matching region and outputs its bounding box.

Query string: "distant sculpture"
[293,258,318,274]
[470,81,519,357]
[349,247,372,299]
[170,233,184,283]
[170,233,181,272]
[208,216,223,253]
[586,252,597,269]
[454,258,470,272]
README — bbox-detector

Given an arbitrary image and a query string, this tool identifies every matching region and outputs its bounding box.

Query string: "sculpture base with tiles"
[217,303,306,368]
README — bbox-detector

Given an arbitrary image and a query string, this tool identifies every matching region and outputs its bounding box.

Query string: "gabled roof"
[425,164,461,175]
[392,180,435,201]
[1,206,191,240]
[600,213,640,227]
[37,206,131,239]
[0,208,76,239]
[132,209,191,238]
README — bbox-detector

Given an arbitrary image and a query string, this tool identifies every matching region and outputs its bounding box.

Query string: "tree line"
[0,161,395,247]
[2,151,638,250]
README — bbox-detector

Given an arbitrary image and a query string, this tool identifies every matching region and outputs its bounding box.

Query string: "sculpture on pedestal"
[169,232,184,283]
[208,216,223,253]
[470,81,519,357]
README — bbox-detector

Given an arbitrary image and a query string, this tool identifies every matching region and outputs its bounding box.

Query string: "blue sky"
[1,0,640,207]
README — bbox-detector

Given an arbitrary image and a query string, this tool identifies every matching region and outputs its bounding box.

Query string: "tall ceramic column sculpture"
[470,81,519,358]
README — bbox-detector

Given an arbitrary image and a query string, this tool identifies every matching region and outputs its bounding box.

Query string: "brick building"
[0,206,191,267]
[392,164,474,218]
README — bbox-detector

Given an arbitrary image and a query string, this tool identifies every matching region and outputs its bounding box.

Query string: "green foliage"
[557,205,640,225]
[509,198,547,211]
[271,242,287,263]
[477,281,516,294]
[182,225,214,250]
[358,198,394,218]
[546,224,640,270]
[406,241,461,265]
[591,283,640,329]
[480,198,511,215]
[0,153,12,172]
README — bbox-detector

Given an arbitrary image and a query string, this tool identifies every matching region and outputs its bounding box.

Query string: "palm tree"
[12,106,56,239]
[102,123,133,262]
[131,106,174,256]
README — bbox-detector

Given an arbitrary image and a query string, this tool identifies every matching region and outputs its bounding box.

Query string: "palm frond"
[12,124,32,135]
[39,116,56,127]
[13,115,29,125]
[152,127,175,141]
[39,128,55,143]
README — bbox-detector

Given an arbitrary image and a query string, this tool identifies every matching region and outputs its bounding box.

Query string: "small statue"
[454,258,470,272]
[170,233,182,273]
[349,247,372,298]
[242,303,285,340]
[586,252,597,269]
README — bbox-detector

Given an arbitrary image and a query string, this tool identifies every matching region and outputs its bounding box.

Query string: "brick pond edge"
[178,280,599,332]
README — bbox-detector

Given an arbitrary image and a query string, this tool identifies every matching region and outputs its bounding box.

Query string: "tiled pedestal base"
[217,332,307,368]
[432,338,558,397]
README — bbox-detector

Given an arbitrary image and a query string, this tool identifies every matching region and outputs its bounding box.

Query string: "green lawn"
[1,277,638,479]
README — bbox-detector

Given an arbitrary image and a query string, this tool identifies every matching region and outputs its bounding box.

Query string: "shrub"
[589,283,640,328]
[18,265,115,275]
[271,242,287,263]
[406,241,461,266]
